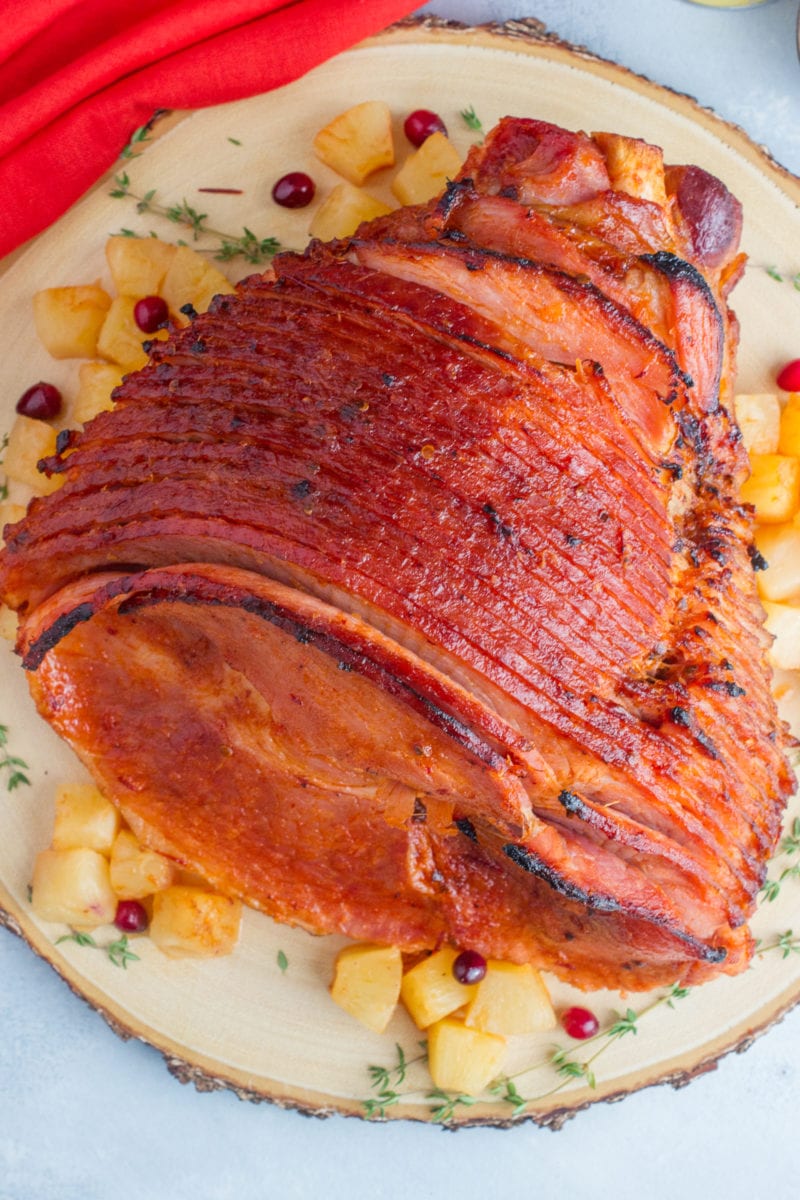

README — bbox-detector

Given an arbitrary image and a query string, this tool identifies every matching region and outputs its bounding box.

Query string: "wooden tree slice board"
[2,16,800,1128]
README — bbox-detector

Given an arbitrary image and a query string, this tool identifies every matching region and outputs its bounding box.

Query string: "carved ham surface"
[1,118,794,991]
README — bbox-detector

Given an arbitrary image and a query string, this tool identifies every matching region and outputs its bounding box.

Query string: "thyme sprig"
[56,930,141,969]
[109,172,280,265]
[364,1043,426,1118]
[460,105,484,140]
[0,724,30,792]
[362,984,691,1123]
[756,929,800,959]
[760,817,800,903]
[504,985,691,1106]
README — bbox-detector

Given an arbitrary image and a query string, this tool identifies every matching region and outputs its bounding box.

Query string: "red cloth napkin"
[0,0,421,257]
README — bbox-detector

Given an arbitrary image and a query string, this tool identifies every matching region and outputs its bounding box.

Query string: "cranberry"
[404,109,447,148]
[133,295,169,333]
[271,172,316,209]
[15,381,62,421]
[114,899,148,933]
[452,948,487,985]
[777,358,800,392]
[560,1005,600,1040]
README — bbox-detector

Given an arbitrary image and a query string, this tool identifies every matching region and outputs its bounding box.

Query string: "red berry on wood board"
[560,1005,600,1040]
[114,899,149,933]
[404,109,448,147]
[133,295,169,333]
[776,358,800,392]
[16,381,62,421]
[272,172,316,209]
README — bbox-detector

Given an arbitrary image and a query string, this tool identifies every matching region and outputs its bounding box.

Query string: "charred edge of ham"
[501,842,727,963]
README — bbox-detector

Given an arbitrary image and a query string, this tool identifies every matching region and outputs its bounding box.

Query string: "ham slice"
[0,117,793,991]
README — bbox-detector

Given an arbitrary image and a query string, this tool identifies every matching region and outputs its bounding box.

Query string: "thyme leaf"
[780,816,800,857]
[761,878,782,903]
[759,817,800,902]
[107,935,140,969]
[56,930,97,949]
[0,724,31,791]
[460,105,484,138]
[427,1087,477,1123]
[277,949,289,973]
[763,264,800,291]
[551,1052,596,1089]
[489,1076,529,1117]
[215,227,280,265]
[363,1091,401,1119]
[1,431,9,501]
[608,1007,639,1038]
[108,174,281,264]
[118,111,167,161]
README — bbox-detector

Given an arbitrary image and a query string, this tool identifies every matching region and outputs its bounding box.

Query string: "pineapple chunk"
[427,1017,506,1096]
[740,454,800,524]
[734,393,781,455]
[71,361,125,425]
[33,284,112,359]
[110,829,176,899]
[464,960,556,1035]
[313,100,394,185]
[391,132,463,206]
[593,131,667,205]
[0,501,26,547]
[763,601,800,670]
[0,604,17,641]
[149,886,241,958]
[755,525,800,603]
[400,947,477,1029]
[330,943,402,1033]
[779,393,800,457]
[52,782,120,854]
[160,245,235,322]
[772,667,800,735]
[32,847,117,929]
[3,415,60,495]
[105,235,177,297]
[96,295,167,371]
[192,271,237,316]
[309,183,391,242]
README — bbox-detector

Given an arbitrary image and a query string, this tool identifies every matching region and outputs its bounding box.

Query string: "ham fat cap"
[1,117,794,991]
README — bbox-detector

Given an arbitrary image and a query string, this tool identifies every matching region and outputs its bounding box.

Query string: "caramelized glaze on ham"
[0,117,793,991]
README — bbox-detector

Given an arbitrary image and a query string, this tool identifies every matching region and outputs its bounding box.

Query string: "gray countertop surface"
[2,4,799,1198]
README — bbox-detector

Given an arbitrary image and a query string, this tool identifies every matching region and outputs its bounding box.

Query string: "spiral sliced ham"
[1,117,794,991]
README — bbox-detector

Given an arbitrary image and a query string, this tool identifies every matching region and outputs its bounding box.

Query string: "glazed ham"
[1,118,794,991]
